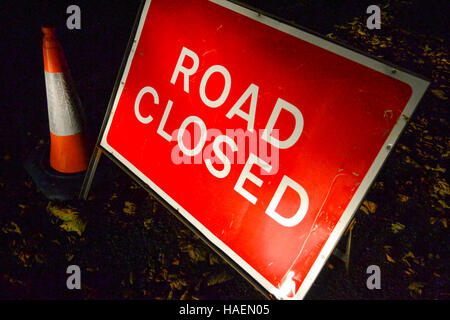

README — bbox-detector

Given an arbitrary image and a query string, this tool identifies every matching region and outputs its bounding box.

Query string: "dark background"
[0,0,448,300]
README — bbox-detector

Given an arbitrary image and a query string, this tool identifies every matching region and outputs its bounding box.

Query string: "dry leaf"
[129,272,134,285]
[170,279,187,290]
[2,221,21,234]
[408,282,425,297]
[143,218,153,230]
[404,268,416,276]
[438,200,449,209]
[360,200,377,215]
[431,89,447,100]
[123,201,136,215]
[180,290,190,300]
[386,253,396,263]
[206,271,233,286]
[60,219,86,236]
[66,253,74,262]
[47,202,80,221]
[391,222,406,234]
[47,202,86,235]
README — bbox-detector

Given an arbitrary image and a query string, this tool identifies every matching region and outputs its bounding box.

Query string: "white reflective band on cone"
[44,71,83,136]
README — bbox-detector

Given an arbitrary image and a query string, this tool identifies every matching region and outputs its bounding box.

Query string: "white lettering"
[262,98,304,149]
[134,86,158,124]
[170,47,200,93]
[226,83,259,131]
[266,175,309,227]
[199,65,231,108]
[234,153,272,204]
[177,116,207,157]
[205,135,238,178]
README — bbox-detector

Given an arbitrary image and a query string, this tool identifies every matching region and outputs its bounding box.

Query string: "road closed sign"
[96,0,429,299]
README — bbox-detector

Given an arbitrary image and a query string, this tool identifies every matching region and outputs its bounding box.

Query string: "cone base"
[24,147,85,200]
[24,146,122,201]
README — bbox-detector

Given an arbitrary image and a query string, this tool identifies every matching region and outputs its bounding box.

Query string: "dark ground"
[0,0,448,300]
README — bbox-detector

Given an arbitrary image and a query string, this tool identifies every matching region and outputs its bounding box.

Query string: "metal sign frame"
[80,0,429,299]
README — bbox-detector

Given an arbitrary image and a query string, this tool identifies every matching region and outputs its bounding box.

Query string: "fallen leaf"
[129,272,134,285]
[47,203,86,236]
[59,218,86,236]
[18,252,31,267]
[8,278,23,286]
[66,253,74,262]
[182,245,207,263]
[404,268,416,276]
[123,201,136,215]
[434,180,450,197]
[2,221,21,234]
[408,282,425,297]
[170,278,187,290]
[391,222,406,233]
[180,290,190,300]
[360,201,377,215]
[386,253,396,263]
[206,271,233,286]
[47,202,80,221]
[431,89,447,100]
[172,258,180,266]
[143,218,153,230]
[109,193,118,201]
[438,200,449,209]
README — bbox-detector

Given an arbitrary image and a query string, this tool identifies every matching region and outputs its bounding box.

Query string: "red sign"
[100,0,428,298]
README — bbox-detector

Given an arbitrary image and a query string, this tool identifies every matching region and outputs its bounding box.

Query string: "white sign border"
[99,0,429,299]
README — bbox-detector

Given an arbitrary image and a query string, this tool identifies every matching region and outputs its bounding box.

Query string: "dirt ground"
[0,0,448,300]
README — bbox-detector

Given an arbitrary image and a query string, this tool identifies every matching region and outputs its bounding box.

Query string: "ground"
[0,0,448,300]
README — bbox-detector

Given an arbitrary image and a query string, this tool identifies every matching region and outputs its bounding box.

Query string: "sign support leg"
[332,218,356,273]
[79,146,103,200]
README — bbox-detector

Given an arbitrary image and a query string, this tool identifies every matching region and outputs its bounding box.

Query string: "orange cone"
[42,26,89,173]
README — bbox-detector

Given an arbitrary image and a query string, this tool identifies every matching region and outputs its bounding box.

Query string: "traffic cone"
[24,26,90,200]
[42,26,89,173]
